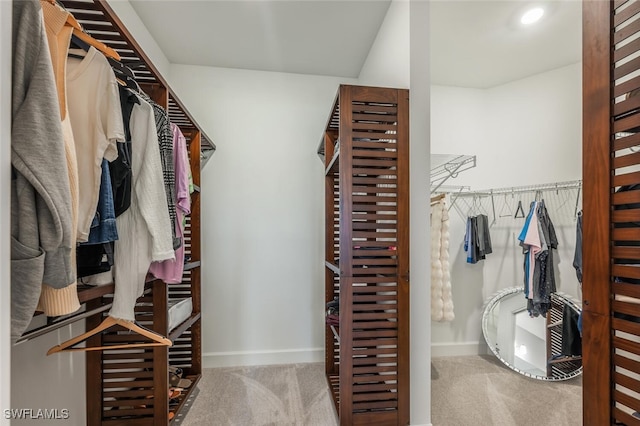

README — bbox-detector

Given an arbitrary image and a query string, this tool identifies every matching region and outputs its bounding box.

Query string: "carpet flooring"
[179,363,338,426]
[431,355,582,426]
[180,356,582,426]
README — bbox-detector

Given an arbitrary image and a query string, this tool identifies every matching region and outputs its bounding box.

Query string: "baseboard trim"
[430,341,488,357]
[203,347,324,368]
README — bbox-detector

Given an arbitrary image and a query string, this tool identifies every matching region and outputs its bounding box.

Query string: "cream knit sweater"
[431,198,454,322]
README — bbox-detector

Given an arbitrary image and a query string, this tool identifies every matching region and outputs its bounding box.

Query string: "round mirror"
[482,287,582,381]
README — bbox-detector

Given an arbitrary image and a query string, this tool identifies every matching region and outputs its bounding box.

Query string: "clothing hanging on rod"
[518,200,558,317]
[442,180,582,225]
[573,211,583,285]
[464,213,492,264]
[149,124,194,283]
[11,0,193,350]
[10,0,76,343]
[37,0,83,318]
[431,197,454,321]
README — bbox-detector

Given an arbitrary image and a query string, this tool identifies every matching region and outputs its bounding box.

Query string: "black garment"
[109,85,137,217]
[573,211,583,284]
[76,242,114,278]
[561,303,582,356]
[476,214,493,258]
[469,216,479,263]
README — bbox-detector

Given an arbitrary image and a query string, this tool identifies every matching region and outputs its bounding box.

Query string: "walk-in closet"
[2,1,429,425]
[4,0,636,425]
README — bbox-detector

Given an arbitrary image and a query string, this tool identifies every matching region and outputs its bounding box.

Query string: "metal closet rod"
[447,179,582,198]
[15,303,112,345]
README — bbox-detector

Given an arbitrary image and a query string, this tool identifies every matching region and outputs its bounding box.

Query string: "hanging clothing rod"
[446,179,582,198]
[14,303,112,345]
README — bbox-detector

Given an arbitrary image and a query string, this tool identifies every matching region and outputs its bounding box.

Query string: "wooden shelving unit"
[50,1,211,424]
[319,85,410,426]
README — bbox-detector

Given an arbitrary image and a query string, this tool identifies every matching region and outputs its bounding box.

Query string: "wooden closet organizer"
[583,1,640,424]
[318,85,410,426]
[49,1,212,424]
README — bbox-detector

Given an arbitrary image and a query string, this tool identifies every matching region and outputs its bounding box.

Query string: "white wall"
[11,325,86,425]
[408,2,431,425]
[168,65,356,366]
[1,1,11,424]
[358,0,409,89]
[430,62,583,356]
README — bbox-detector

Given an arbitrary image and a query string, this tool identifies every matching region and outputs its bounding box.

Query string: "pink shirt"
[149,124,192,283]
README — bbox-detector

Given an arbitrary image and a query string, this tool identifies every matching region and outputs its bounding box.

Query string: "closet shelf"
[547,320,563,329]
[316,94,341,163]
[168,313,201,342]
[183,261,201,271]
[327,374,340,413]
[330,325,340,342]
[548,356,582,365]
[430,154,476,193]
[325,261,340,274]
[325,150,340,176]
[78,283,115,304]
[169,375,202,425]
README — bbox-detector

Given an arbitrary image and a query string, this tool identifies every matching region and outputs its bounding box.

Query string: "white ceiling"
[430,0,582,88]
[128,0,392,78]
[128,0,582,88]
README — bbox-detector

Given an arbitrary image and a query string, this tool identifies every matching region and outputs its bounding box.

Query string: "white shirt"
[66,47,124,242]
[109,94,174,321]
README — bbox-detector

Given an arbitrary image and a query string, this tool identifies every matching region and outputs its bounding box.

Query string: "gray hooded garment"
[11,0,75,343]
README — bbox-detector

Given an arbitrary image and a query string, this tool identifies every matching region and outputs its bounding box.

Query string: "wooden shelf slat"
[77,283,115,303]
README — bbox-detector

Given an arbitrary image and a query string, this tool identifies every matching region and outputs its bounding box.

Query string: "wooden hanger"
[71,28,121,61]
[46,316,172,355]
[44,0,121,61]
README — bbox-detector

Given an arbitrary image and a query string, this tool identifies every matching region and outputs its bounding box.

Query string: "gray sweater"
[11,0,75,343]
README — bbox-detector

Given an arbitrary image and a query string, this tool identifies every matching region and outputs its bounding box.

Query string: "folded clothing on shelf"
[168,297,193,332]
[326,314,340,326]
[327,297,339,315]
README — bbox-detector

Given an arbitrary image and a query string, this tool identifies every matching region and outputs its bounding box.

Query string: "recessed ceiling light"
[521,7,545,25]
